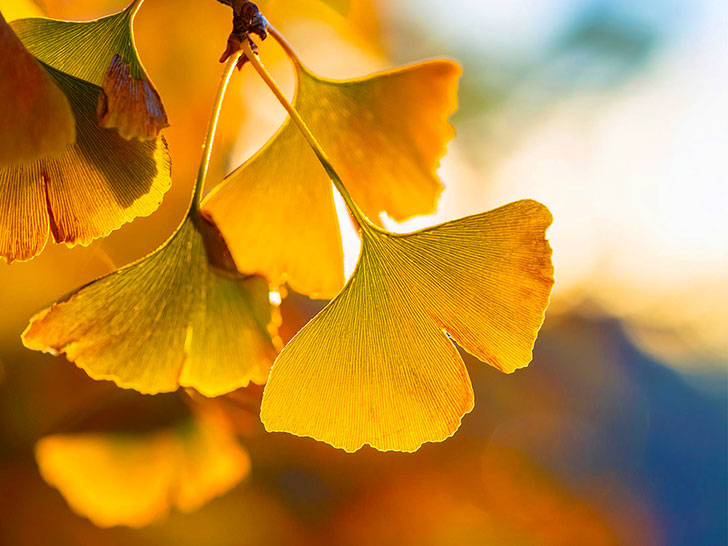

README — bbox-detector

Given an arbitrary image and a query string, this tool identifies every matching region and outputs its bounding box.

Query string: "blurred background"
[0,0,726,544]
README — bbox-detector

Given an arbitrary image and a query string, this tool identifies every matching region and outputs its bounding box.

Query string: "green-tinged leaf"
[261,200,554,452]
[203,59,460,299]
[0,11,74,167]
[0,66,171,263]
[12,0,168,139]
[23,214,276,396]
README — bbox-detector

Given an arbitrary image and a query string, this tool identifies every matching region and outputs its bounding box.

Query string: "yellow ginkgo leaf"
[261,199,554,452]
[35,411,249,528]
[11,0,168,140]
[0,0,43,21]
[203,55,460,299]
[0,10,74,167]
[22,212,276,397]
[0,66,171,263]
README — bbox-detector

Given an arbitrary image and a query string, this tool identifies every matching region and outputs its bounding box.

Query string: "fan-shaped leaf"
[261,199,554,452]
[0,67,171,263]
[12,0,168,139]
[35,411,249,528]
[23,213,276,396]
[203,59,460,299]
[0,11,74,167]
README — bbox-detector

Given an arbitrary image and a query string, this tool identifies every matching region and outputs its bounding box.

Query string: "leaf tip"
[97,54,169,141]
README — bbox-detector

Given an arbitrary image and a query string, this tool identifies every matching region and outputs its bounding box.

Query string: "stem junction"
[241,38,375,234]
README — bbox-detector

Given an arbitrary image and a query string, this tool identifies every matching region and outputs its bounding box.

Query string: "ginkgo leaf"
[203,59,460,299]
[0,11,74,167]
[0,0,44,21]
[22,213,276,397]
[35,411,249,528]
[11,0,168,140]
[260,199,554,452]
[0,67,171,263]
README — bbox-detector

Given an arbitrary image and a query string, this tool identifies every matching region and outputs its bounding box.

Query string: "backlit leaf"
[11,0,169,140]
[261,199,554,452]
[0,0,43,21]
[0,67,171,263]
[0,11,74,167]
[35,411,249,528]
[23,213,276,396]
[203,59,460,299]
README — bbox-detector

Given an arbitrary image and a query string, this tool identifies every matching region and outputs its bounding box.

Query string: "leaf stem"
[128,0,144,18]
[241,39,373,232]
[191,52,242,213]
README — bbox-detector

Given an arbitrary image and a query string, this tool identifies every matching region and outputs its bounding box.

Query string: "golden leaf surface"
[35,412,249,528]
[0,67,171,263]
[23,213,276,397]
[0,0,43,20]
[0,11,74,167]
[11,0,168,140]
[261,199,554,452]
[203,59,460,299]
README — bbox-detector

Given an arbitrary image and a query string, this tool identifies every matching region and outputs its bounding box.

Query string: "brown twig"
[218,1,268,69]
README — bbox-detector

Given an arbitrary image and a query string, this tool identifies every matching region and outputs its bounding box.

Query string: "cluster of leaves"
[1,0,553,526]
[0,0,170,260]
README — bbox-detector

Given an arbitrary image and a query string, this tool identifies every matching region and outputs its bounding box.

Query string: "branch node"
[217,1,268,69]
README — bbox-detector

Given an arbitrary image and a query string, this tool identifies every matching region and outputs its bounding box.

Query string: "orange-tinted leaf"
[261,200,554,452]
[0,11,74,167]
[23,214,276,396]
[0,67,171,263]
[97,53,168,140]
[35,411,249,528]
[203,59,460,299]
[12,0,168,140]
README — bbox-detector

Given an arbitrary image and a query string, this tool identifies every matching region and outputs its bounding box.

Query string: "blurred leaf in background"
[36,406,249,528]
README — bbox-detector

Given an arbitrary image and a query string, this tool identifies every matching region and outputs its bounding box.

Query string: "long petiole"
[128,0,144,17]
[241,39,374,233]
[191,51,242,213]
